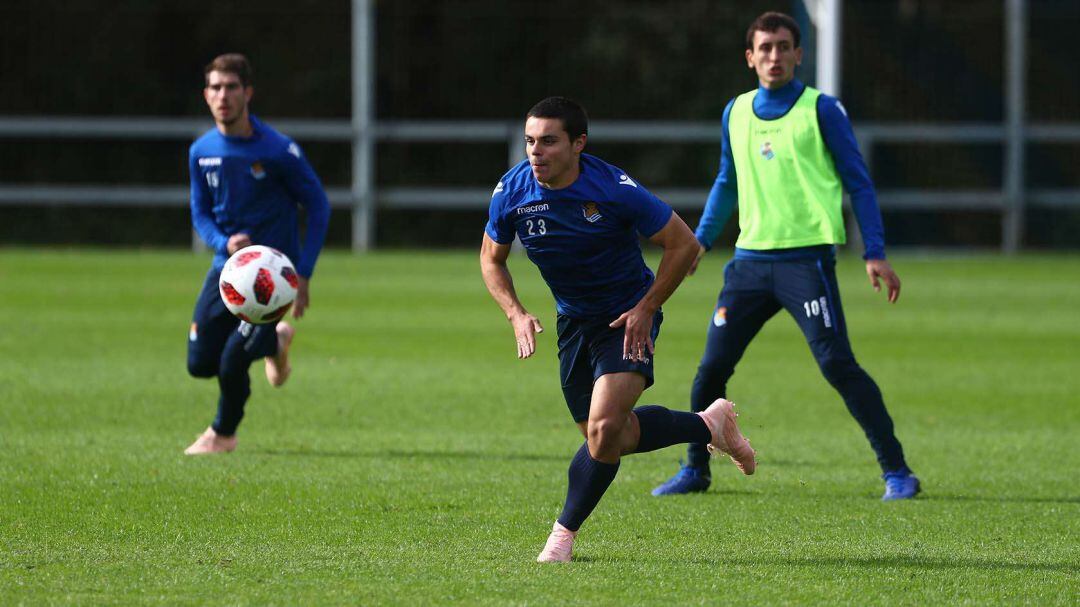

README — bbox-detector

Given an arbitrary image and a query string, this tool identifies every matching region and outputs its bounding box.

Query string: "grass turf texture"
[1,249,1077,605]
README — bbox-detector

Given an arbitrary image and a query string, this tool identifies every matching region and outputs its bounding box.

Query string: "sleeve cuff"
[695,234,712,251]
[485,225,514,245]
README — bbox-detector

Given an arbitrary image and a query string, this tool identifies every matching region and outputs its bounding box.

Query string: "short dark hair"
[204,53,253,87]
[746,12,801,49]
[527,97,588,141]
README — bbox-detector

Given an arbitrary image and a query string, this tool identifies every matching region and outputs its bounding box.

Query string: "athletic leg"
[688,302,778,466]
[554,309,665,536]
[631,404,711,454]
[775,257,910,474]
[185,270,242,454]
[187,269,234,379]
[210,321,279,437]
[561,372,643,524]
[655,260,778,495]
[539,372,641,562]
[540,312,658,560]
[265,321,294,387]
[556,314,595,429]
[539,315,602,561]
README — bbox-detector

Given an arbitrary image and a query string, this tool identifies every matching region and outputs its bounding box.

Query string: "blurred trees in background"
[1,0,1077,248]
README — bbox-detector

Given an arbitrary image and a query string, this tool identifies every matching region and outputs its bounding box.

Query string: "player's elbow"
[672,224,700,257]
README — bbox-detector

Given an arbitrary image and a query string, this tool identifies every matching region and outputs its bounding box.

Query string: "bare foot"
[265,321,294,387]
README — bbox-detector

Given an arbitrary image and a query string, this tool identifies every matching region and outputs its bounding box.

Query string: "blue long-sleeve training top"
[189,115,330,278]
[696,78,886,260]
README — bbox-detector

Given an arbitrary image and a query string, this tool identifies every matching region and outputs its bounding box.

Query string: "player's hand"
[509,311,544,359]
[226,233,252,255]
[866,259,901,303]
[686,244,707,276]
[610,303,656,362]
[292,276,310,319]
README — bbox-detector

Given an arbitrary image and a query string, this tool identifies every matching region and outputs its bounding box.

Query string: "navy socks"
[556,406,713,532]
[632,405,711,453]
[557,443,620,532]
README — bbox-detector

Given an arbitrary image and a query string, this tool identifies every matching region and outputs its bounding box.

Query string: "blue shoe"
[652,464,711,496]
[882,470,921,501]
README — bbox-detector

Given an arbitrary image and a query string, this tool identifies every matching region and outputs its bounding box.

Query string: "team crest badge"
[582,202,602,223]
[713,306,727,327]
[760,141,775,160]
[250,161,266,179]
[189,323,198,342]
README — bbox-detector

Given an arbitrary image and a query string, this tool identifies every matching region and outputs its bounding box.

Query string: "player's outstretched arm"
[609,213,699,361]
[480,233,544,359]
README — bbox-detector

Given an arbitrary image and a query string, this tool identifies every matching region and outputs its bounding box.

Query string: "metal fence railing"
[1,116,1078,251]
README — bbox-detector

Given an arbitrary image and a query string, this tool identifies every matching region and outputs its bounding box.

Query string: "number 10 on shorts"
[803,296,832,328]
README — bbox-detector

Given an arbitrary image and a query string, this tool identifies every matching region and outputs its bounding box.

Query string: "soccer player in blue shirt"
[651,13,920,500]
[481,97,757,562]
[184,54,330,455]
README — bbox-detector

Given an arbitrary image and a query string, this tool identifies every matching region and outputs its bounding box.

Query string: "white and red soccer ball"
[218,245,299,324]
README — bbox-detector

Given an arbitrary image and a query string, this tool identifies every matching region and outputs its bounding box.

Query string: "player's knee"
[217,343,255,375]
[586,417,623,454]
[818,355,861,385]
[187,357,217,378]
[217,361,248,384]
[693,357,733,397]
[696,352,736,382]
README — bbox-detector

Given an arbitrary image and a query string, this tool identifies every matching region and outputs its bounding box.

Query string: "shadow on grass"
[719,554,1078,574]
[780,491,1080,505]
[925,494,1080,505]
[755,458,827,468]
[683,488,760,498]
[594,554,1076,574]
[251,447,567,462]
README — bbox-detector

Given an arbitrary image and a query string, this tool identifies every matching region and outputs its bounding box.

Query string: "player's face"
[204,70,252,126]
[746,28,803,90]
[524,116,586,189]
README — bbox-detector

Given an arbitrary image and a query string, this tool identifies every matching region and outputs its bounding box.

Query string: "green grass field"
[1,249,1078,605]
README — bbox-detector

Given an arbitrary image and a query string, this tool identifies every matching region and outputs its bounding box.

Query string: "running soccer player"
[480,97,757,563]
[184,53,330,455]
[651,12,920,500]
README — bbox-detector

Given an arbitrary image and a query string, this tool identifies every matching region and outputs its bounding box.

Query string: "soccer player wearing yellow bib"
[652,12,920,500]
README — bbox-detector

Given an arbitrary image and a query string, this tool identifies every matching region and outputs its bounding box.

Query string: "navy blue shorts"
[556,310,663,423]
[699,250,854,386]
[187,268,279,375]
[712,253,848,345]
